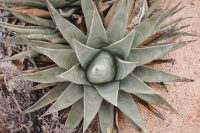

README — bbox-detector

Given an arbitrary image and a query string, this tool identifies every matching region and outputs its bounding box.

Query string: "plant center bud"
[86,51,116,84]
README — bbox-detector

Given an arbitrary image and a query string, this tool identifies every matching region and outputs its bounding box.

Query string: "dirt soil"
[0,0,200,133]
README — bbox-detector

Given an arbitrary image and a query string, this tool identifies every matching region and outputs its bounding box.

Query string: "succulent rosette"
[0,0,194,132]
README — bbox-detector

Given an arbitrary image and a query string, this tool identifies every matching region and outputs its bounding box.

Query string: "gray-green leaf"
[94,81,119,106]
[116,57,137,80]
[24,82,70,113]
[65,99,84,131]
[83,85,103,132]
[132,12,163,48]
[143,0,159,20]
[12,12,55,28]
[58,64,90,85]
[21,67,66,83]
[43,83,84,116]
[47,0,87,48]
[4,50,38,61]
[0,21,55,35]
[120,74,172,109]
[35,46,78,69]
[107,0,129,43]
[127,43,175,66]
[86,4,108,48]
[73,39,100,69]
[133,66,180,82]
[81,0,95,33]
[98,101,114,133]
[118,91,144,130]
[104,30,135,59]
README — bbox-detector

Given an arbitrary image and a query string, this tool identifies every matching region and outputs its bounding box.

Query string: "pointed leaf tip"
[47,0,87,48]
[95,81,119,106]
[118,91,144,130]
[133,66,181,82]
[104,30,135,59]
[86,3,108,48]
[121,74,173,109]
[35,46,78,69]
[116,57,137,80]
[128,43,176,66]
[73,39,100,69]
[42,83,83,116]
[58,64,90,85]
[81,0,96,33]
[107,0,129,43]
[24,82,70,113]
[21,67,66,83]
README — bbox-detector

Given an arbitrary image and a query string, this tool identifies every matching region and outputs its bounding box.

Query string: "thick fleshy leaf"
[20,33,65,43]
[1,37,68,49]
[160,16,192,30]
[35,46,78,69]
[120,74,156,94]
[65,99,84,131]
[107,0,129,43]
[27,41,68,51]
[47,0,79,8]
[120,74,172,109]
[98,101,114,133]
[47,0,87,48]
[81,0,95,33]
[58,64,90,85]
[118,91,144,130]
[133,66,180,82]
[143,0,159,19]
[127,43,175,66]
[104,31,135,59]
[83,85,103,132]
[116,57,137,80]
[156,31,195,42]
[157,3,181,27]
[21,67,66,83]
[132,11,163,48]
[24,82,70,113]
[24,40,69,55]
[166,41,195,54]
[132,4,181,48]
[28,14,55,27]
[4,50,38,61]
[0,0,45,8]
[73,39,100,69]
[86,4,108,48]
[148,41,194,56]
[12,12,55,28]
[0,0,77,8]
[30,41,67,48]
[0,21,54,35]
[43,83,83,116]
[94,81,119,106]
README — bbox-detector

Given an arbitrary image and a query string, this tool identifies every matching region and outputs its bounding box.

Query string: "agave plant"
[0,0,80,44]
[0,0,80,8]
[1,0,195,132]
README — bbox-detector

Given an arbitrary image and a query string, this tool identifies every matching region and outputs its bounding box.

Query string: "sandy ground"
[119,0,200,133]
